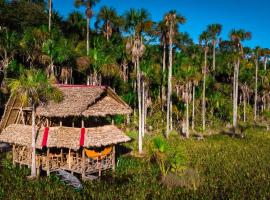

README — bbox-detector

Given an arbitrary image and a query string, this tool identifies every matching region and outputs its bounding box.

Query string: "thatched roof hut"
[0,124,131,150]
[36,85,132,118]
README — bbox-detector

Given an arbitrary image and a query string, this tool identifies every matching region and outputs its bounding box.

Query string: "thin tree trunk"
[243,93,246,122]
[202,49,207,132]
[137,59,142,154]
[106,20,109,42]
[233,59,240,129]
[186,91,189,138]
[31,105,36,177]
[48,0,52,32]
[86,17,90,56]
[162,41,166,111]
[166,23,173,137]
[142,80,145,138]
[213,40,216,71]
[254,59,258,121]
[192,84,195,130]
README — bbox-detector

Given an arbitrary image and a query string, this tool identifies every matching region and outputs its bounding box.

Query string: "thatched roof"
[0,124,131,150]
[36,85,132,118]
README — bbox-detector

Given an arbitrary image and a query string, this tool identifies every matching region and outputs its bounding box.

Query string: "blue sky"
[53,0,270,48]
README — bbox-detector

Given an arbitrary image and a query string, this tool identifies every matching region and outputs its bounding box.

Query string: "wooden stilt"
[12,145,16,166]
[68,149,71,169]
[112,145,116,172]
[46,148,50,176]
[82,149,85,179]
[60,120,62,127]
[60,149,63,164]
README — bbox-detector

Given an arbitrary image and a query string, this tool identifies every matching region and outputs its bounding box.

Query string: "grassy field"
[1,127,270,199]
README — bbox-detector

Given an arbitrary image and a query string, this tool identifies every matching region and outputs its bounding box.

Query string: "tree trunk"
[233,59,240,129]
[166,23,173,137]
[186,94,189,138]
[106,20,109,42]
[31,105,36,177]
[142,80,145,138]
[243,92,246,122]
[202,49,207,132]
[137,59,142,154]
[48,0,52,32]
[86,17,90,56]
[254,59,258,121]
[162,41,166,111]
[213,40,216,71]
[192,84,195,130]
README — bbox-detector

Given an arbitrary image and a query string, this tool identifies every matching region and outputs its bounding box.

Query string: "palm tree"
[95,6,122,41]
[261,48,270,70]
[207,24,222,71]
[75,0,100,56]
[124,8,153,37]
[157,21,168,111]
[8,69,62,178]
[67,11,87,39]
[199,30,210,132]
[126,36,145,154]
[164,10,186,137]
[230,29,252,130]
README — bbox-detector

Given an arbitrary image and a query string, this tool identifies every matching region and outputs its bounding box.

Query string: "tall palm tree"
[230,29,252,130]
[199,30,210,132]
[95,6,122,41]
[8,69,62,178]
[75,0,100,56]
[207,24,222,71]
[124,8,153,37]
[261,48,270,70]
[67,11,87,39]
[126,36,145,154]
[164,10,186,137]
[157,21,168,110]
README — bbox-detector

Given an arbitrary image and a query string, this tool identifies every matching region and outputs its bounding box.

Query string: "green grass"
[1,127,270,199]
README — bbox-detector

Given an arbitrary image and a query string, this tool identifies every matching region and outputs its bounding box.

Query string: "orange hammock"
[84,146,112,160]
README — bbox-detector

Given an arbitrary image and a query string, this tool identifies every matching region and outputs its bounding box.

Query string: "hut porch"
[1,124,130,178]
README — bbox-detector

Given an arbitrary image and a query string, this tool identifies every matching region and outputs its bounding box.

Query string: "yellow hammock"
[84,146,112,160]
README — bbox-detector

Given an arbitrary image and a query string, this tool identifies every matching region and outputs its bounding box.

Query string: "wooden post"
[60,149,63,165]
[12,145,15,166]
[72,121,74,127]
[81,119,85,128]
[60,120,62,127]
[112,145,116,172]
[46,118,49,127]
[46,148,50,176]
[82,149,85,179]
[37,156,40,177]
[68,149,71,169]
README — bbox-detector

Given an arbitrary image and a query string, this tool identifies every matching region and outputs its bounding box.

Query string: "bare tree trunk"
[233,59,240,129]
[166,23,173,137]
[48,0,52,32]
[86,17,90,56]
[254,59,258,121]
[264,57,267,70]
[192,84,195,130]
[162,41,166,111]
[243,92,246,122]
[213,40,216,71]
[142,80,145,138]
[137,59,142,154]
[202,49,207,132]
[31,105,36,177]
[186,91,189,138]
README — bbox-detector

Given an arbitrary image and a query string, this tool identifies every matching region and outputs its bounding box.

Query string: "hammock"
[85,146,112,160]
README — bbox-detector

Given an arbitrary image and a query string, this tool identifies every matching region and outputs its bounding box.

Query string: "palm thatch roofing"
[36,85,132,118]
[0,124,131,150]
